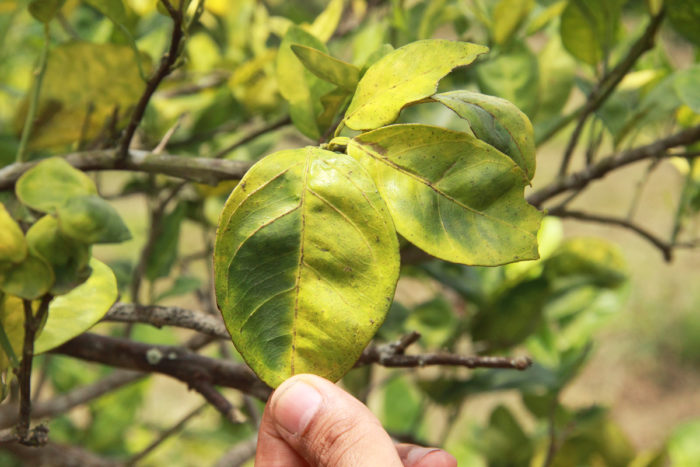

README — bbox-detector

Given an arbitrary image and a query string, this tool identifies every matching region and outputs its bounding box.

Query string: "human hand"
[255,374,457,466]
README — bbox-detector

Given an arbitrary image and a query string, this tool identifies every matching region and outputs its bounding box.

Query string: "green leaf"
[0,254,54,300]
[668,420,700,465]
[28,0,66,23]
[476,42,539,117]
[674,65,700,114]
[16,157,97,213]
[145,203,185,281]
[291,45,360,92]
[57,195,132,244]
[16,42,148,150]
[492,0,534,45]
[560,0,622,66]
[526,1,567,35]
[481,405,533,466]
[433,90,536,180]
[405,296,457,348]
[26,215,92,295]
[0,294,24,370]
[34,259,117,353]
[380,376,423,434]
[343,40,488,130]
[276,26,334,139]
[667,0,700,45]
[533,34,576,132]
[306,0,344,42]
[346,124,542,266]
[214,147,399,388]
[0,202,27,264]
[544,238,627,288]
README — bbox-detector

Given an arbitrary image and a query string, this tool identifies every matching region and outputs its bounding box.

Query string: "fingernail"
[273,380,322,435]
[405,447,442,466]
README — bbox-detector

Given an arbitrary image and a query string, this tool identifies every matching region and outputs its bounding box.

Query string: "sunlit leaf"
[492,0,533,45]
[343,40,488,130]
[0,202,27,264]
[306,0,344,42]
[291,45,360,92]
[56,195,132,244]
[0,293,23,370]
[0,254,54,300]
[15,157,97,213]
[346,124,542,265]
[526,0,567,35]
[215,147,399,388]
[560,0,622,66]
[34,259,117,353]
[434,90,536,180]
[668,420,700,465]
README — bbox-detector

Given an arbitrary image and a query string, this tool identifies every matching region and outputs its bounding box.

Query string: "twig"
[153,114,185,154]
[117,0,184,162]
[557,11,665,176]
[126,403,207,466]
[528,126,700,207]
[189,380,243,423]
[549,207,673,261]
[156,70,231,98]
[212,116,291,159]
[626,159,661,220]
[16,24,50,163]
[0,440,117,466]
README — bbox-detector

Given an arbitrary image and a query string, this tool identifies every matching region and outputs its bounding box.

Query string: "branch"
[0,149,252,190]
[0,440,117,466]
[549,208,674,261]
[528,125,700,207]
[117,1,184,161]
[50,333,273,401]
[212,116,291,159]
[557,10,665,176]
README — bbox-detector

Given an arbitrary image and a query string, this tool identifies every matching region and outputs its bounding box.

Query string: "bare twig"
[557,11,665,176]
[189,380,243,423]
[157,70,231,98]
[212,116,291,159]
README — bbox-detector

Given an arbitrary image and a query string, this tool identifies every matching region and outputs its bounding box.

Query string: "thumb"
[260,374,403,467]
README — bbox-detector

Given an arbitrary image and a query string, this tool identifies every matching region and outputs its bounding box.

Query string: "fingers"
[256,374,404,467]
[396,443,458,467]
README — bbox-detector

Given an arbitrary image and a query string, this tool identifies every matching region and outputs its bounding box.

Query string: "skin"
[256,374,457,467]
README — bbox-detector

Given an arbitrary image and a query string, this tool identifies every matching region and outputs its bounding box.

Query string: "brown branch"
[50,333,273,401]
[0,440,118,466]
[189,380,243,423]
[557,10,665,176]
[549,208,674,261]
[117,1,184,162]
[528,125,700,207]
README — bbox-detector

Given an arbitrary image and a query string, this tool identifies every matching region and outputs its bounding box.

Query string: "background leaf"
[57,195,132,244]
[559,0,622,66]
[291,45,360,92]
[16,157,96,213]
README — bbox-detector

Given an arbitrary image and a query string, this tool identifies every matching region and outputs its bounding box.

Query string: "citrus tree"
[0,0,699,465]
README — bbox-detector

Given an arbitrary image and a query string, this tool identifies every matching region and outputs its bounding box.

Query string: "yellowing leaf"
[291,45,360,92]
[35,259,117,353]
[347,124,542,265]
[16,157,97,213]
[0,254,54,300]
[343,40,488,130]
[307,0,344,42]
[215,147,399,387]
[0,203,27,264]
[57,195,132,244]
[0,294,24,370]
[492,0,534,45]
[434,90,536,180]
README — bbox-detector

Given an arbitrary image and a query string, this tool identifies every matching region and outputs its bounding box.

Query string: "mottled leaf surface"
[434,90,536,180]
[16,157,96,213]
[57,195,131,244]
[347,124,541,265]
[344,40,488,130]
[215,147,399,387]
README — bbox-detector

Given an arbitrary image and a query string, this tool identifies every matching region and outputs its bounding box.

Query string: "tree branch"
[557,10,665,176]
[528,125,700,207]
[212,116,292,159]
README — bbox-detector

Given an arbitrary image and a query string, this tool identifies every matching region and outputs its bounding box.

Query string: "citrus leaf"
[34,259,117,353]
[667,0,700,45]
[560,0,622,66]
[544,237,627,288]
[16,157,97,213]
[433,90,536,180]
[214,147,399,387]
[674,64,700,114]
[306,0,344,42]
[26,215,92,295]
[291,45,360,92]
[346,124,542,265]
[343,40,488,130]
[57,195,132,244]
[0,202,27,264]
[492,0,534,45]
[0,294,24,370]
[28,0,66,23]
[0,254,54,300]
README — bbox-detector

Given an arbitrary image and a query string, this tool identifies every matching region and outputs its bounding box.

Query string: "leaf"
[405,296,457,348]
[346,124,542,266]
[492,0,534,45]
[343,40,488,130]
[154,276,202,303]
[475,41,539,117]
[668,420,700,465]
[15,42,148,150]
[0,254,54,300]
[26,215,92,295]
[481,405,533,466]
[276,26,335,139]
[674,65,700,114]
[214,147,399,388]
[667,0,700,45]
[145,203,185,281]
[526,1,567,35]
[544,238,627,288]
[34,259,117,353]
[291,45,360,92]
[433,90,536,180]
[0,202,27,264]
[0,294,23,370]
[16,157,97,213]
[533,34,576,137]
[57,195,132,244]
[560,0,622,66]
[28,0,66,23]
[306,0,344,42]
[381,376,423,434]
